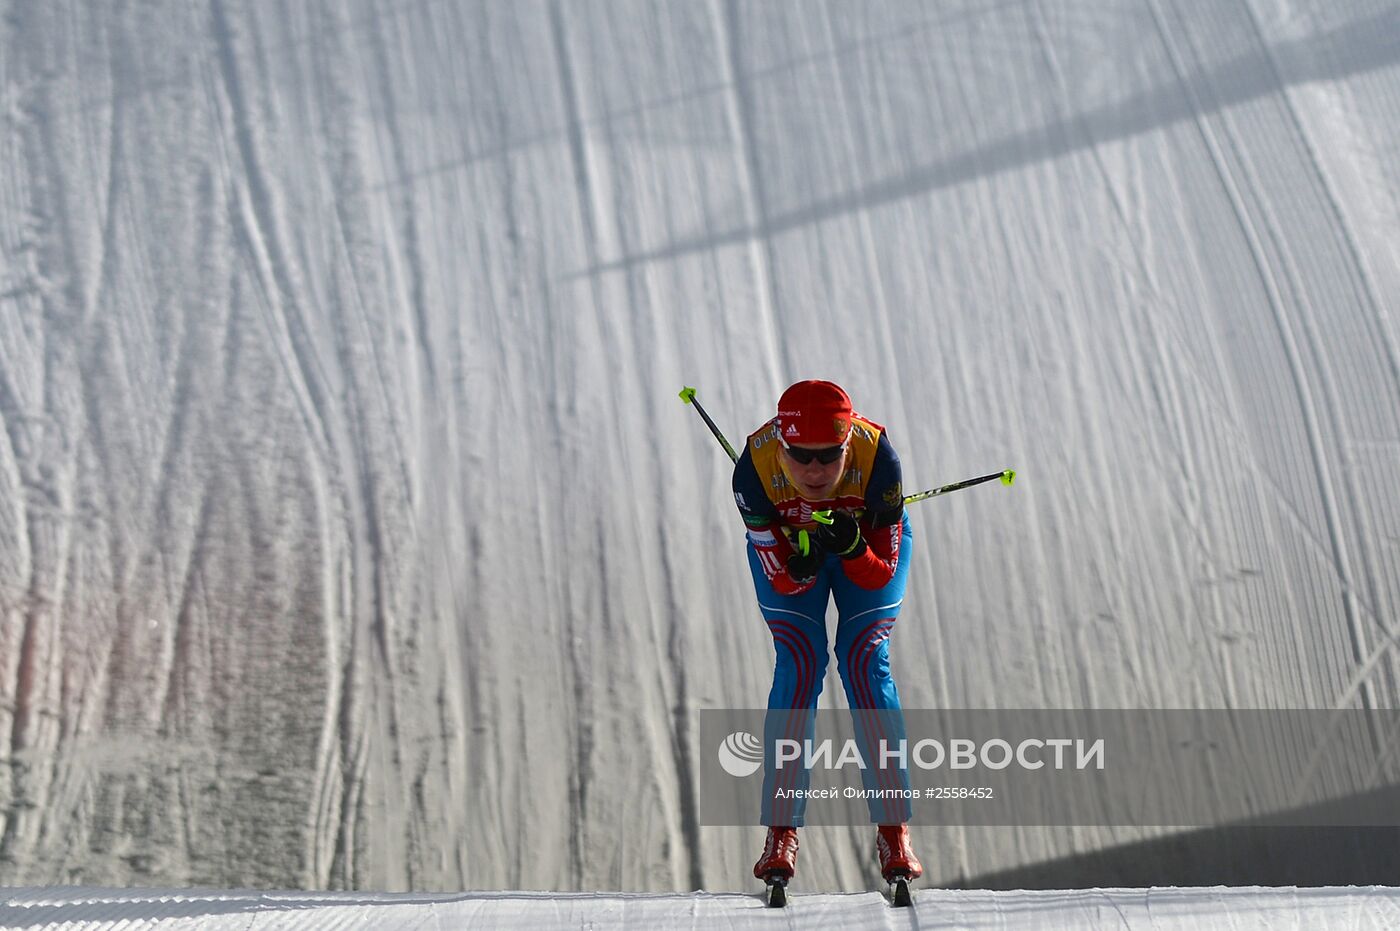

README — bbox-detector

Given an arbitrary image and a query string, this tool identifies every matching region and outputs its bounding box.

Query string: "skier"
[732,380,923,895]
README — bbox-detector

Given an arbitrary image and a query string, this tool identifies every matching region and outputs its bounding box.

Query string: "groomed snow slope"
[6,885,1400,930]
[1,0,1399,898]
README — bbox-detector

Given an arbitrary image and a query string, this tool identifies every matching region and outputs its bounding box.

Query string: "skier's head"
[776,380,852,497]
[776,380,852,446]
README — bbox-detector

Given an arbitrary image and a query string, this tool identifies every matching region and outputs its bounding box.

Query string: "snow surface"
[6,885,1400,930]
[1,0,1399,912]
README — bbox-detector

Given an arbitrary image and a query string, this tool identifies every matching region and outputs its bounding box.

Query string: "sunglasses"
[783,443,847,465]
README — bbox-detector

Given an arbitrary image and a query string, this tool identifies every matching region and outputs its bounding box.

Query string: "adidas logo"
[785,424,799,436]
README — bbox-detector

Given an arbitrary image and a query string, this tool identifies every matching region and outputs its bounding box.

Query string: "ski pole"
[678,386,739,463]
[813,469,1015,524]
[680,385,813,552]
[904,468,1015,504]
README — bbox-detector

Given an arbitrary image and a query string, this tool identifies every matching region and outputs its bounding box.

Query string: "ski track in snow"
[0,0,1398,898]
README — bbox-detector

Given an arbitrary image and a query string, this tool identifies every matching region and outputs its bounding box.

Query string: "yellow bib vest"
[746,413,886,529]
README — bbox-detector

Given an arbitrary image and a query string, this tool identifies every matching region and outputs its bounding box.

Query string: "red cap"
[776,380,852,445]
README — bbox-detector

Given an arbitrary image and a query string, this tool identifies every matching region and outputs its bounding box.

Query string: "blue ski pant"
[745,514,914,826]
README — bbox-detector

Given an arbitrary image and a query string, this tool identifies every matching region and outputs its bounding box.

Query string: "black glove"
[785,534,825,584]
[814,511,865,559]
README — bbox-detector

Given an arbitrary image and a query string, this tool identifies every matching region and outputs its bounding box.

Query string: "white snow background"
[2,0,1399,924]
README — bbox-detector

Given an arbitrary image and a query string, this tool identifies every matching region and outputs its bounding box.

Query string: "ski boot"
[876,823,922,907]
[754,826,798,907]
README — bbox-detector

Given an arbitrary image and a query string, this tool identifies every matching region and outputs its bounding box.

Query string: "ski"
[763,873,789,908]
[886,871,912,907]
[759,872,909,907]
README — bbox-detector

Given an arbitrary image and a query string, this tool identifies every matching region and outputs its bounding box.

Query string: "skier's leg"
[746,544,832,827]
[832,514,914,825]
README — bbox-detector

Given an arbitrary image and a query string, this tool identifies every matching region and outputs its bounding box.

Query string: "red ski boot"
[876,823,923,881]
[753,826,799,880]
[755,826,798,907]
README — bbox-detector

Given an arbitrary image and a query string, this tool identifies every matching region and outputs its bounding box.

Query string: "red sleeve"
[746,521,819,596]
[841,517,904,590]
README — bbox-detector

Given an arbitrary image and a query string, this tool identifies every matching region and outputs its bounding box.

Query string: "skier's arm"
[733,447,818,595]
[841,508,905,589]
[840,434,907,590]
